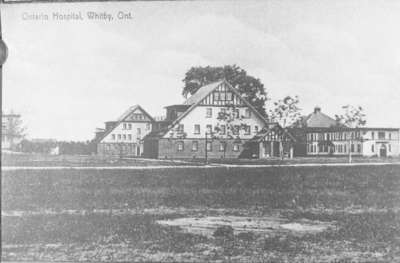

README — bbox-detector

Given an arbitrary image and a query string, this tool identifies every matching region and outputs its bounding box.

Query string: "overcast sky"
[2,0,400,140]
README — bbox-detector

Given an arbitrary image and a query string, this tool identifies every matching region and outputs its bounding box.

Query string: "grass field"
[2,165,400,262]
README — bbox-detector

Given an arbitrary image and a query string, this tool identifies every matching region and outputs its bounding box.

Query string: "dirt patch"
[157,216,335,237]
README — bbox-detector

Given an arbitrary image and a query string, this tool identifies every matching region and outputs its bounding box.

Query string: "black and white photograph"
[1,0,400,262]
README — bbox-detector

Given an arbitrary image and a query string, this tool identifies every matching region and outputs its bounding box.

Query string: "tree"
[335,105,367,163]
[212,105,247,159]
[268,95,302,128]
[3,112,26,150]
[182,65,268,116]
[335,105,366,128]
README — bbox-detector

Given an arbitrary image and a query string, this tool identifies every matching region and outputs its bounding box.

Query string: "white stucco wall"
[101,121,152,143]
[163,106,266,139]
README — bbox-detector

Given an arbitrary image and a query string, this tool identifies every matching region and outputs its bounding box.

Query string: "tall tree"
[335,105,366,128]
[3,112,26,150]
[335,105,367,163]
[268,95,302,128]
[182,65,268,116]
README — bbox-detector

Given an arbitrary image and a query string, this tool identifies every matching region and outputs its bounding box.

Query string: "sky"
[2,0,400,140]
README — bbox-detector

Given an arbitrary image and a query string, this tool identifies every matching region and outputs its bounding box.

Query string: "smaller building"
[293,107,400,157]
[95,105,155,156]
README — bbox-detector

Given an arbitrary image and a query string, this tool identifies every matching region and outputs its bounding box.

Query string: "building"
[2,112,23,150]
[293,107,400,157]
[143,79,295,159]
[95,105,155,156]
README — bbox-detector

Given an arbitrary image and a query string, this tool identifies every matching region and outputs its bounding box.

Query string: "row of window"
[307,131,394,141]
[176,124,259,136]
[213,92,233,101]
[206,108,251,118]
[371,131,392,140]
[111,131,141,141]
[122,123,151,130]
[307,131,361,141]
[307,143,362,153]
[176,141,240,152]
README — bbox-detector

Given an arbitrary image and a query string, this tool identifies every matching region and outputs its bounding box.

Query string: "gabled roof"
[183,80,225,105]
[117,105,155,122]
[98,105,155,143]
[299,107,338,128]
[176,79,267,125]
[251,123,297,142]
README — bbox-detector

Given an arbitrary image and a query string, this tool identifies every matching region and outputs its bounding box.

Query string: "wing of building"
[291,107,400,157]
[95,105,155,156]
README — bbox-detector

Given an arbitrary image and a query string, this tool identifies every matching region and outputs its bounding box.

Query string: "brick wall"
[156,138,250,159]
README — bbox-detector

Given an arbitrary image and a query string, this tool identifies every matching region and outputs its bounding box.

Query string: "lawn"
[2,165,400,262]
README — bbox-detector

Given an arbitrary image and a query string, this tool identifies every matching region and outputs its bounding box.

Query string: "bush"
[213,225,234,240]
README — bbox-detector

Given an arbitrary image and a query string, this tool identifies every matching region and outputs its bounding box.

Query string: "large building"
[293,107,400,157]
[143,80,295,159]
[95,105,155,156]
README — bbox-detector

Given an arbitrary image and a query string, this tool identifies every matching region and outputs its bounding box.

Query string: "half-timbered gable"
[197,81,245,107]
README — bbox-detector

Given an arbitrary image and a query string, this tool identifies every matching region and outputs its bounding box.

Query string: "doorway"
[379,144,387,157]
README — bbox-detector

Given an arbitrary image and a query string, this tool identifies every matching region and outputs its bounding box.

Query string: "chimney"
[314,106,321,114]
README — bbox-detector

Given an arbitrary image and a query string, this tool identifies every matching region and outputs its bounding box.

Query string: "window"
[244,125,251,135]
[123,134,126,140]
[244,109,251,118]
[128,134,132,140]
[371,145,374,152]
[112,134,116,140]
[234,109,240,118]
[389,144,392,152]
[233,144,240,152]
[194,124,200,134]
[128,123,132,130]
[226,92,233,101]
[118,134,121,140]
[133,113,144,120]
[378,132,385,140]
[371,132,375,140]
[213,92,220,101]
[389,133,392,140]
[219,108,227,118]
[344,144,347,153]
[254,126,259,134]
[220,125,226,135]
[177,141,184,151]
[123,123,127,130]
[146,123,150,130]
[206,141,212,151]
[220,92,226,101]
[177,124,184,132]
[351,144,354,153]
[137,128,141,135]
[192,141,198,151]
[206,108,212,118]
[233,125,240,135]
[219,142,226,152]
[206,124,212,134]
[357,144,361,153]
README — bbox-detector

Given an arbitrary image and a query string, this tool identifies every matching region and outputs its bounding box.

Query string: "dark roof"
[183,80,224,105]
